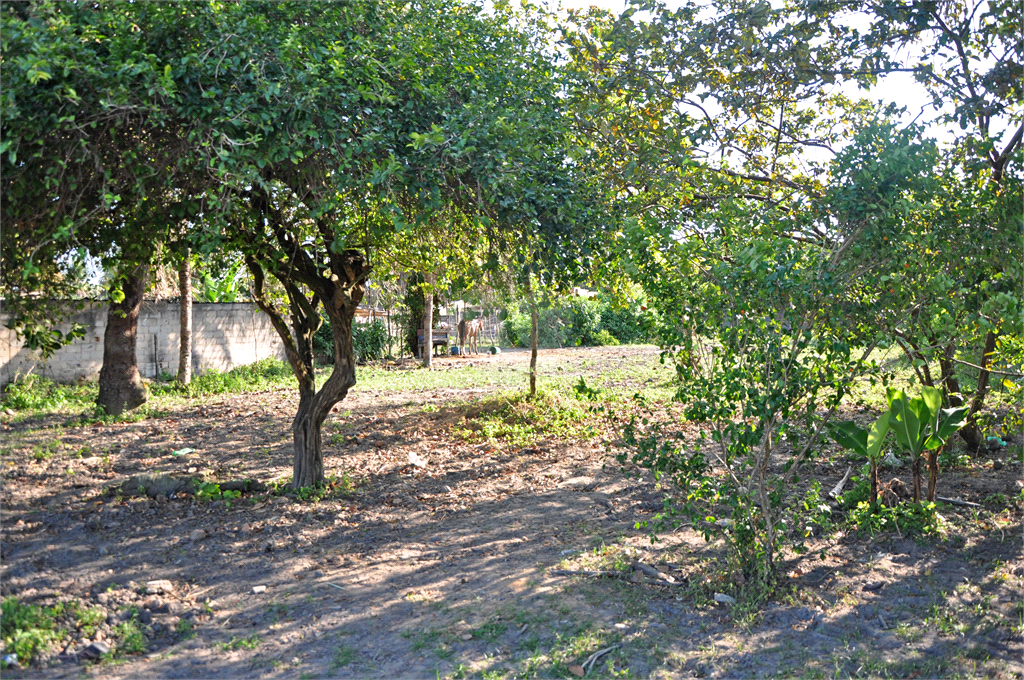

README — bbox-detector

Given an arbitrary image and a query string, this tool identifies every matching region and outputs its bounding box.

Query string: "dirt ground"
[1,346,1022,679]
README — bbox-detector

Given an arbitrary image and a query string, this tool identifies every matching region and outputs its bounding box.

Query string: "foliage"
[149,358,295,398]
[112,616,147,656]
[503,295,657,348]
[0,598,65,666]
[198,262,245,303]
[315,319,391,364]
[195,482,241,504]
[847,500,942,537]
[1,374,90,411]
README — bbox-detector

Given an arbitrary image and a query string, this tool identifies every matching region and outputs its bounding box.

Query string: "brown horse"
[458,318,483,355]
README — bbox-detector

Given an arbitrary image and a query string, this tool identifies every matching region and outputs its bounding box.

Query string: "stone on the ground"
[252,585,267,594]
[82,641,111,658]
[190,529,207,541]
[713,593,736,605]
[146,579,174,594]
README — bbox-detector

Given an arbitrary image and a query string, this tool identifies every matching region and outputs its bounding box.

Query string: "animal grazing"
[458,318,483,355]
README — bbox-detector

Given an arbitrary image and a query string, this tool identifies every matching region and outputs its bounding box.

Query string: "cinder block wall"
[1,302,286,387]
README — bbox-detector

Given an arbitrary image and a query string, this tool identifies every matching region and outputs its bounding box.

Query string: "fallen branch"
[583,644,621,673]
[549,570,618,577]
[935,496,981,508]
[829,466,853,499]
[631,561,676,584]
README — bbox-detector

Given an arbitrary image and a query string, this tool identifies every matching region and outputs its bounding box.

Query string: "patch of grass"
[216,634,261,652]
[150,358,296,398]
[543,627,622,678]
[285,473,360,503]
[453,391,597,447]
[175,619,196,640]
[473,621,508,643]
[0,598,66,666]
[893,622,922,643]
[112,617,147,656]
[330,645,355,669]
[75,605,105,637]
[925,603,968,637]
[1,374,96,412]
[31,438,63,460]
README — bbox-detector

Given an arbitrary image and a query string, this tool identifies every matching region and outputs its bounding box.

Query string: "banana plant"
[828,413,890,505]
[887,386,969,501]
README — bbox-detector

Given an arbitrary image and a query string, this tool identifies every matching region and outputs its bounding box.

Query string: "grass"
[452,391,598,448]
[112,617,148,656]
[216,633,261,652]
[330,645,355,669]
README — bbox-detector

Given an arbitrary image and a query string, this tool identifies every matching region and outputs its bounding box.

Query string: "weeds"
[217,634,261,652]
[453,391,596,447]
[150,358,295,398]
[0,598,65,666]
[847,501,942,537]
[1,374,93,412]
[112,617,147,656]
[330,645,355,668]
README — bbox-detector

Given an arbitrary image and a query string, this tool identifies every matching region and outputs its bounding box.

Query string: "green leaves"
[829,413,889,461]
[885,386,967,457]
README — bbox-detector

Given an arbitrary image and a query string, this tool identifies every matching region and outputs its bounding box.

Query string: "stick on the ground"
[631,561,676,583]
[583,644,621,673]
[829,466,853,499]
[935,496,981,508]
[549,570,618,577]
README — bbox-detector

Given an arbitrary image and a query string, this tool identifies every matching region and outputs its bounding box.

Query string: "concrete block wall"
[1,302,286,387]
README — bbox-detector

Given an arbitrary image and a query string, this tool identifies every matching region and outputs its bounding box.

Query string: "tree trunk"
[176,252,192,385]
[960,331,997,452]
[97,263,149,416]
[405,275,424,357]
[911,455,922,502]
[869,458,878,505]
[926,446,941,501]
[290,267,364,489]
[422,273,435,368]
[937,342,962,407]
[525,271,539,397]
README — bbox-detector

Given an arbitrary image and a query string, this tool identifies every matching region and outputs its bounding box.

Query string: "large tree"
[164,0,601,488]
[1,1,206,413]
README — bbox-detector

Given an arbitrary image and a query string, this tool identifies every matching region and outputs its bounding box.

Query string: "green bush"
[313,319,390,363]
[501,295,658,348]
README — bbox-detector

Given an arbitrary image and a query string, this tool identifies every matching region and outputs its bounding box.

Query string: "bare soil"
[1,346,1022,679]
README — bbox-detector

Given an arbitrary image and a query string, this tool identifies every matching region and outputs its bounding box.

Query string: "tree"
[2,2,206,414]
[162,0,600,488]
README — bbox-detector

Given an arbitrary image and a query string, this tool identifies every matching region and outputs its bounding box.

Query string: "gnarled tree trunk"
[247,249,368,490]
[176,252,192,385]
[97,263,149,416]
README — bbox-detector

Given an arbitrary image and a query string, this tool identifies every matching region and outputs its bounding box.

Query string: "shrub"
[314,319,391,363]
